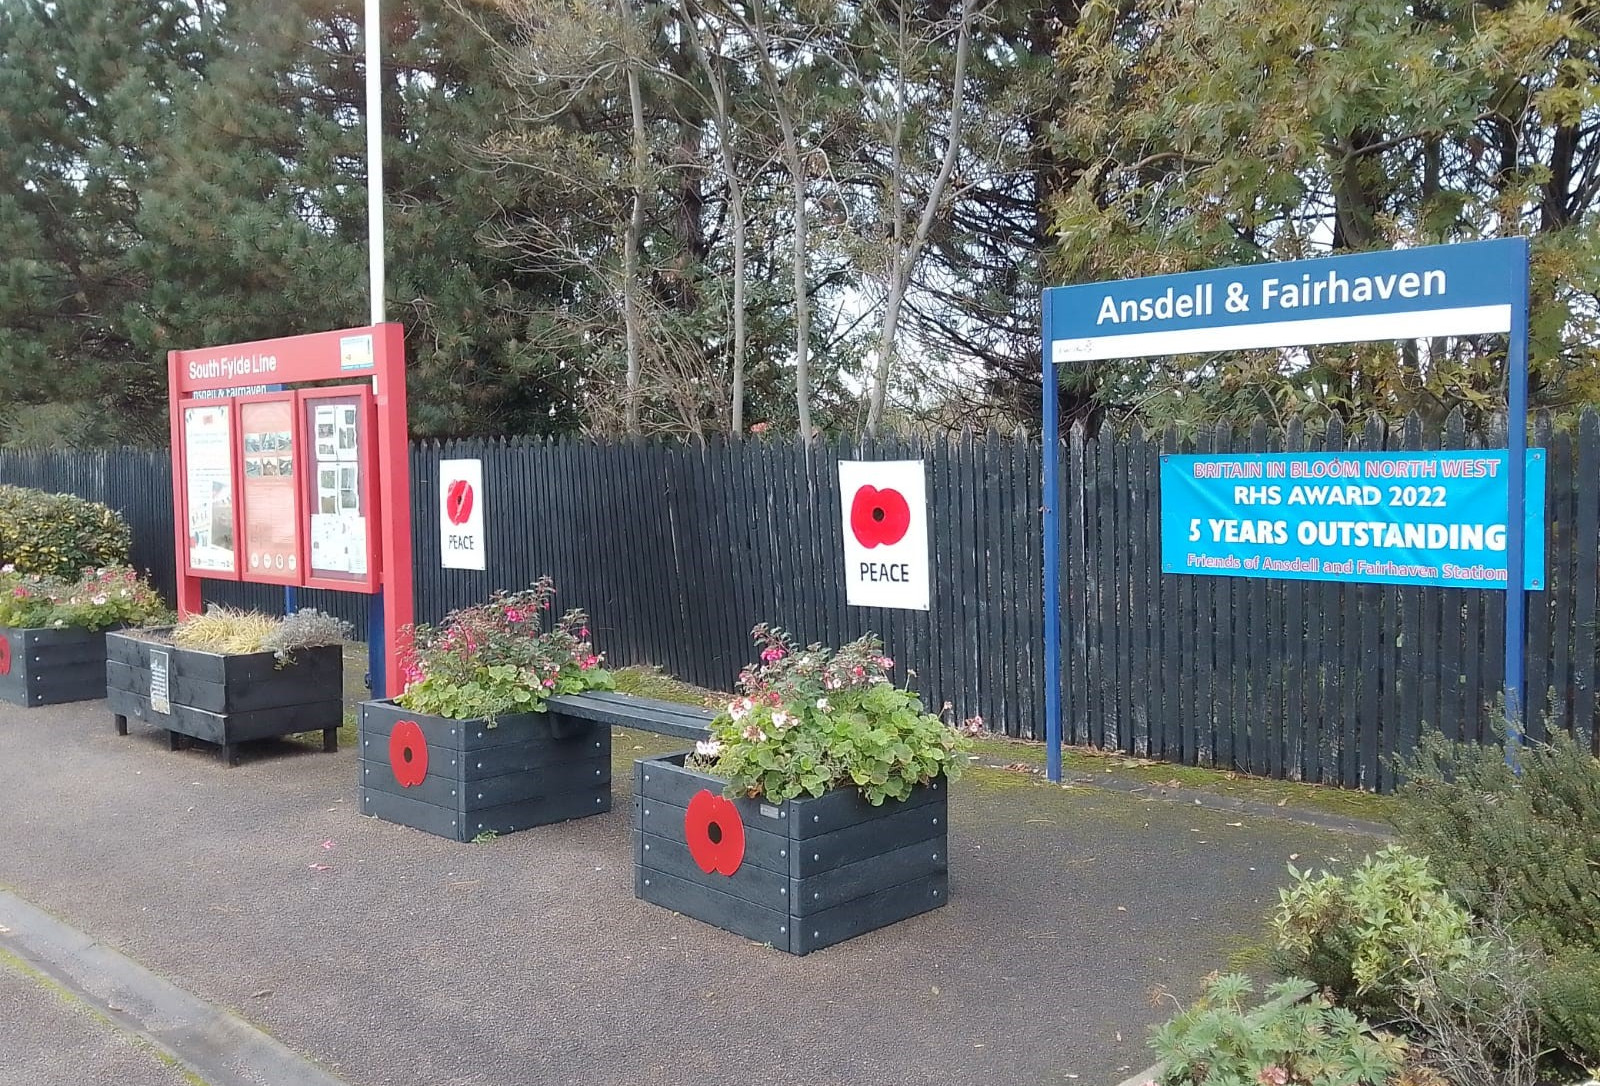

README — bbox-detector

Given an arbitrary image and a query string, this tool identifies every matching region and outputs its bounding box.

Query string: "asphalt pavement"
[0,697,1384,1086]
[0,953,194,1086]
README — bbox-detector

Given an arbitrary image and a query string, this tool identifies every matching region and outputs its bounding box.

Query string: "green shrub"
[0,485,131,578]
[1402,925,1548,1086]
[1270,846,1479,1023]
[1148,973,1407,1086]
[1395,729,1600,1068]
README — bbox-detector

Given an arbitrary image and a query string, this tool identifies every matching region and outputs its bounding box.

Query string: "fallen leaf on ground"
[307,863,332,872]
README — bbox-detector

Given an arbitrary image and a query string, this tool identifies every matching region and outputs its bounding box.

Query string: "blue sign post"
[1040,238,1532,783]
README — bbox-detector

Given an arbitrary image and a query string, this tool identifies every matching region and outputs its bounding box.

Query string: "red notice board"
[235,392,304,584]
[177,398,242,580]
[300,386,380,592]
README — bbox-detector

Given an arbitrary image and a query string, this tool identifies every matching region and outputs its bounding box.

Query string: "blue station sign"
[1044,238,1522,364]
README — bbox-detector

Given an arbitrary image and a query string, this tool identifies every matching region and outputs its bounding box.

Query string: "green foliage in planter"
[1394,728,1600,1067]
[1149,973,1407,1086]
[394,577,613,724]
[692,624,969,805]
[0,565,167,631]
[1270,847,1479,1023]
[0,485,131,579]
[172,605,350,664]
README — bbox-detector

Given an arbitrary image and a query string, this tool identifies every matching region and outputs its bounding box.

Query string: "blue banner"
[1160,450,1545,590]
[1045,238,1525,365]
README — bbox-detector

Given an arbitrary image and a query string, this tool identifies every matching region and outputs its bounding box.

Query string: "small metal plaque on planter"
[149,649,171,714]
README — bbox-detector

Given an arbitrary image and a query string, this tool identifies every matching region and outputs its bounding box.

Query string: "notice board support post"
[1041,302,1063,783]
[372,323,410,700]
[1504,238,1531,753]
[166,358,202,621]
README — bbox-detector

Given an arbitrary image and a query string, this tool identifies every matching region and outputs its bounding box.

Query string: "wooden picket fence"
[3,407,1595,790]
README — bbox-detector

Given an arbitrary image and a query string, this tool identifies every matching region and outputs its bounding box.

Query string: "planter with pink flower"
[359,577,617,842]
[633,625,969,954]
[0,565,167,708]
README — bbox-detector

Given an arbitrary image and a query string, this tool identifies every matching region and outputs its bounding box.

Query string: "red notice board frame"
[167,324,412,697]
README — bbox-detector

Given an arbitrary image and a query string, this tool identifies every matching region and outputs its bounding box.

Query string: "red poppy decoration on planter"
[849,485,911,549]
[684,789,745,876]
[0,633,11,676]
[388,720,428,787]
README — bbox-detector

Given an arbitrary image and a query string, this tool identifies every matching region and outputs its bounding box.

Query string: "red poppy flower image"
[445,478,474,526]
[850,485,911,548]
[388,720,428,787]
[0,634,11,676]
[684,789,745,876]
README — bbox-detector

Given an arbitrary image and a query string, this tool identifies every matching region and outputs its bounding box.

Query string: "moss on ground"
[968,734,1401,826]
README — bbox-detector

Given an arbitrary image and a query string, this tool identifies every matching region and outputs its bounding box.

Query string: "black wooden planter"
[633,752,949,955]
[0,625,112,708]
[105,630,343,765]
[358,699,611,842]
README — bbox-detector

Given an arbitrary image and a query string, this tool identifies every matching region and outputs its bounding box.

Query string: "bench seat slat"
[548,691,715,740]
[571,690,718,720]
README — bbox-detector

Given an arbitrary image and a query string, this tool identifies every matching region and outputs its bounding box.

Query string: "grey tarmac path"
[0,698,1386,1086]
[0,951,196,1086]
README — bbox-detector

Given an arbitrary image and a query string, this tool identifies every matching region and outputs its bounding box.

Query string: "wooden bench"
[546,690,714,741]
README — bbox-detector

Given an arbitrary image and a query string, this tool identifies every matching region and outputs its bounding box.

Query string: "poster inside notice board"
[181,401,238,576]
[237,395,302,583]
[301,388,378,589]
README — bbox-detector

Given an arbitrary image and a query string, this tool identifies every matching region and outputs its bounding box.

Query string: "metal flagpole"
[365,0,388,695]
[366,0,386,327]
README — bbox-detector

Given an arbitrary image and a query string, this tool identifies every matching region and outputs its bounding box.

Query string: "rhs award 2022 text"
[1160,451,1545,590]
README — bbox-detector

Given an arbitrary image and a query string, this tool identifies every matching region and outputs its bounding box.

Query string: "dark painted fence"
[4,407,1596,789]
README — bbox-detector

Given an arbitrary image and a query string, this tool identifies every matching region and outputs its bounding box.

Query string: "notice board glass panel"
[300,387,379,591]
[181,400,239,578]
[236,394,304,584]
